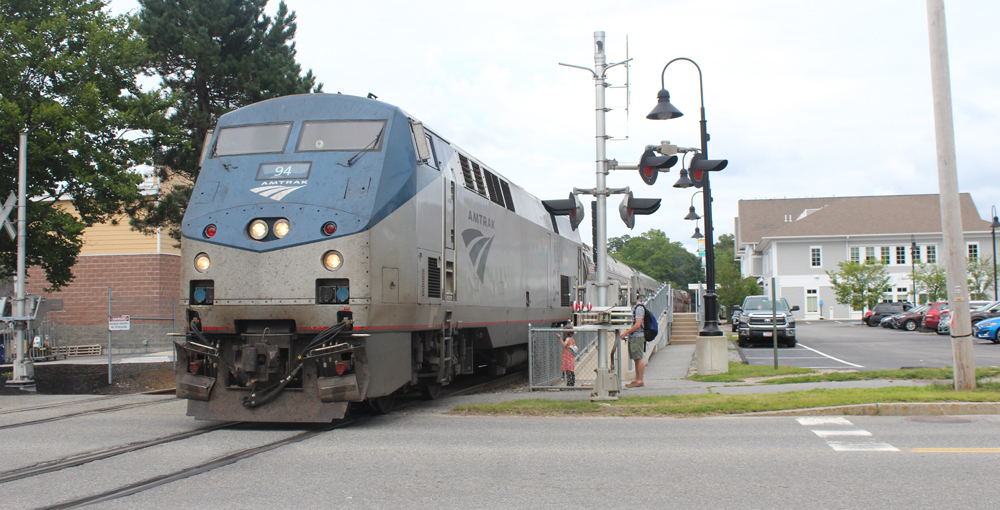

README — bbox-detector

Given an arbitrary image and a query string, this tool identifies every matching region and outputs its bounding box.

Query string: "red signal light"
[204,224,217,238]
[322,222,338,236]
[189,361,202,374]
[335,361,348,375]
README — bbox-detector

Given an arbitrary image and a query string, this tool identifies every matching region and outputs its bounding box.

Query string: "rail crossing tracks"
[0,371,523,509]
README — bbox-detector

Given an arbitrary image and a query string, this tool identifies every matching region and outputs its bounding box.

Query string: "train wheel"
[420,383,442,400]
[369,395,395,415]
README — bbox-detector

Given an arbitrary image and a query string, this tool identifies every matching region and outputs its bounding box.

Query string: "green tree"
[131,0,322,242]
[713,233,761,315]
[0,0,169,289]
[607,235,630,254]
[610,229,703,288]
[912,263,947,303]
[826,259,891,313]
[967,256,995,300]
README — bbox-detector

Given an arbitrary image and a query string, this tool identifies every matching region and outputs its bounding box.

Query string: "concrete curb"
[744,402,1000,417]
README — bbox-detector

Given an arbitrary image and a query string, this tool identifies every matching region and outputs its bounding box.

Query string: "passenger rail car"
[174,94,593,422]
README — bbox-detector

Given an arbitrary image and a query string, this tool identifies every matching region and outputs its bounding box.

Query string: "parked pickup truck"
[733,295,800,348]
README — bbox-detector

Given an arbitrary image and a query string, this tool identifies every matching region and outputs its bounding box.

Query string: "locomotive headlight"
[194,253,211,273]
[323,251,344,271]
[249,219,268,240]
[273,219,290,238]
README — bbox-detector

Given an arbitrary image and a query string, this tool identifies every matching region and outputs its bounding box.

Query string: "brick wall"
[24,253,181,327]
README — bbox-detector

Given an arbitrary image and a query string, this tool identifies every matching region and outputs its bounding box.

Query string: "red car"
[922,301,949,330]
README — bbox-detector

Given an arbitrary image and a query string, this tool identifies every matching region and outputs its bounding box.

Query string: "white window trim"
[968,242,980,261]
[810,246,822,268]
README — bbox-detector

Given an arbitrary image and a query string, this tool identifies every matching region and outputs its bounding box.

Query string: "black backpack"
[641,305,658,342]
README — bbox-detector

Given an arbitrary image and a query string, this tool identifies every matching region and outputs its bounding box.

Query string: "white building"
[734,194,993,320]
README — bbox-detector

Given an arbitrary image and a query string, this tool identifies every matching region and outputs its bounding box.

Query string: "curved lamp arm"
[660,57,704,111]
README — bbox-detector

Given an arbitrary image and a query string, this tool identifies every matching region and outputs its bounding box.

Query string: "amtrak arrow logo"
[250,184,305,201]
[462,228,494,282]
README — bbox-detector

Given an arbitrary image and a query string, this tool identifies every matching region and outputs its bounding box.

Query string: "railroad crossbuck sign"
[1,191,16,240]
[108,315,131,331]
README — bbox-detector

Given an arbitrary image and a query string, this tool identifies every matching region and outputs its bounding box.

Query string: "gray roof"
[737,193,990,246]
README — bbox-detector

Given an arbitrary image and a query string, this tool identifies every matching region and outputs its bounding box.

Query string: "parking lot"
[741,319,1000,370]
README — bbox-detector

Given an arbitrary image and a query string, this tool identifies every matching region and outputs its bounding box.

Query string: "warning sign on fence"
[108,315,131,331]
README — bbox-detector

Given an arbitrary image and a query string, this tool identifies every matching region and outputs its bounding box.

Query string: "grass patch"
[451,383,1000,417]
[687,362,815,383]
[760,366,1000,385]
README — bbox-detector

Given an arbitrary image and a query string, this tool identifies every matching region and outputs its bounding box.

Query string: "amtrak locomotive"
[174,93,656,422]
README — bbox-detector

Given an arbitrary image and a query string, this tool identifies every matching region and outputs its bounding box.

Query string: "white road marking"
[797,417,853,426]
[812,430,872,438]
[827,441,900,452]
[795,342,865,368]
[796,417,899,451]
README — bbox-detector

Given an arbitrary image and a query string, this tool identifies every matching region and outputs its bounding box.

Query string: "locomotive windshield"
[214,123,292,156]
[296,120,385,152]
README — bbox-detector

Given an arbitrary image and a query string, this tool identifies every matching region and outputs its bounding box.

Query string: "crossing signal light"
[618,191,661,230]
[637,149,677,186]
[687,153,728,188]
[542,193,585,231]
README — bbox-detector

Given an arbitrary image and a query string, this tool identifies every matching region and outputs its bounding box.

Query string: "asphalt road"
[741,319,1000,370]
[3,394,1000,509]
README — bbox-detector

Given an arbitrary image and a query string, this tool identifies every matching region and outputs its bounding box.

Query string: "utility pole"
[926,0,974,390]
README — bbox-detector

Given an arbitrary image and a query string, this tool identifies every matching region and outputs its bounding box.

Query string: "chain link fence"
[528,326,626,390]
[107,291,181,383]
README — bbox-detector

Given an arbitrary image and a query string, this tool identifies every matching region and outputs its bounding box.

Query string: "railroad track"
[0,397,176,430]
[34,417,367,510]
[0,422,234,484]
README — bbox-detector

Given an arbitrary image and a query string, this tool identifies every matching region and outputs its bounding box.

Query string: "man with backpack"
[620,300,657,388]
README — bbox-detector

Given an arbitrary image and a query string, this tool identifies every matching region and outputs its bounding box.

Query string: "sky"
[110,0,1000,257]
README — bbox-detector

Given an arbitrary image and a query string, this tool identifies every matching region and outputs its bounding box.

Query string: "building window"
[927,245,937,264]
[810,247,822,267]
[880,247,890,265]
[912,245,921,264]
[896,246,906,265]
[865,247,875,262]
[968,243,979,261]
[806,289,818,313]
[850,247,860,263]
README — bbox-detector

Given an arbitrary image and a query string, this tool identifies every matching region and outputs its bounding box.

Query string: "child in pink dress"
[559,325,576,386]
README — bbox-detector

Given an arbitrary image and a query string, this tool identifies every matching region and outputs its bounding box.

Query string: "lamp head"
[646,89,684,120]
[691,226,704,239]
[673,168,693,189]
[992,216,1000,229]
[684,205,701,221]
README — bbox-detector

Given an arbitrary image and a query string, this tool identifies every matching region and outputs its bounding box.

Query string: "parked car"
[864,302,914,327]
[733,295,800,348]
[973,316,1000,343]
[889,304,930,330]
[969,301,1000,325]
[922,301,949,330]
[879,314,896,328]
[938,310,951,335]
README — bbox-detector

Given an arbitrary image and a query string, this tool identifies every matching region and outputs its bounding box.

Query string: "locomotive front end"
[174,95,416,422]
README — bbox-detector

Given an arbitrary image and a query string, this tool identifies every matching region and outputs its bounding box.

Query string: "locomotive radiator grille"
[427,258,442,299]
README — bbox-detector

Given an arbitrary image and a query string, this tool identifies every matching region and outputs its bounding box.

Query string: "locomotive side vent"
[427,258,442,299]
[459,155,476,191]
[483,169,504,207]
[499,180,516,212]
[471,162,488,198]
[560,275,571,308]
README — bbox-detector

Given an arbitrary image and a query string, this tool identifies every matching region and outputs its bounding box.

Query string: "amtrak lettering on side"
[468,211,495,230]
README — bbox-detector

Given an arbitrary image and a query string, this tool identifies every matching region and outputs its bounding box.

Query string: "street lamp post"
[648,58,726,336]
[992,206,999,301]
[684,190,702,221]
[911,234,918,305]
